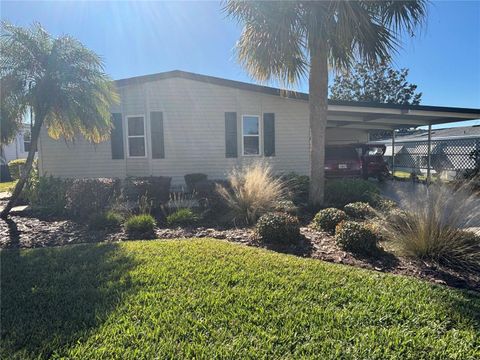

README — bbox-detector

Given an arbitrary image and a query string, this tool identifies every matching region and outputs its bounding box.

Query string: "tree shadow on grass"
[0,243,138,358]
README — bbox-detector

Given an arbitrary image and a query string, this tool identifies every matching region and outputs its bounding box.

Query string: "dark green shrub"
[194,179,229,210]
[312,208,347,234]
[65,178,120,219]
[125,214,156,237]
[282,172,309,204]
[370,195,398,211]
[256,212,300,244]
[184,173,208,192]
[124,176,171,207]
[344,202,375,219]
[88,211,123,230]
[8,159,26,180]
[166,208,199,227]
[26,175,68,216]
[335,221,380,255]
[325,179,379,207]
[274,200,297,215]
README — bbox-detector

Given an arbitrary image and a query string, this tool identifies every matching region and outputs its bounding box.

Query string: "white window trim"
[126,114,147,158]
[242,114,262,157]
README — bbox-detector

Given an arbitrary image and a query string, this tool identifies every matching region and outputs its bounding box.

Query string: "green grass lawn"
[1,239,479,359]
[0,180,17,193]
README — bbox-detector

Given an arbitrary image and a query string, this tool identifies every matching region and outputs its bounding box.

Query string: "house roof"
[115,70,480,130]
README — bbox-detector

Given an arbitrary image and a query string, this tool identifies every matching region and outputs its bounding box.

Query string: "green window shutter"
[111,113,124,159]
[263,113,275,157]
[150,111,165,159]
[225,112,238,158]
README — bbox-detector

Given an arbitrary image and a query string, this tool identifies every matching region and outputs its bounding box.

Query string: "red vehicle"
[359,144,391,181]
[324,145,363,178]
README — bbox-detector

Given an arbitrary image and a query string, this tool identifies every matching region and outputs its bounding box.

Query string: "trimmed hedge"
[66,178,120,219]
[124,176,171,207]
[256,212,300,244]
[325,179,379,207]
[8,159,26,180]
[344,202,375,219]
[88,211,123,230]
[312,208,347,234]
[335,221,380,255]
[184,173,208,193]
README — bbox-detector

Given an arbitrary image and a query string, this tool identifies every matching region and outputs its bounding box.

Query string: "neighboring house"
[37,70,480,186]
[2,124,35,162]
[372,125,480,178]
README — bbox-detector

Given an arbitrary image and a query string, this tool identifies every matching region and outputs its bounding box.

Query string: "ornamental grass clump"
[312,208,347,234]
[382,182,480,272]
[216,161,287,225]
[125,214,156,238]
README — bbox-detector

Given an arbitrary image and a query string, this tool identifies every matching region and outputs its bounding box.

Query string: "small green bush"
[166,208,199,227]
[184,173,208,192]
[26,175,68,216]
[125,214,156,237]
[282,172,309,204]
[335,221,380,255]
[88,211,123,230]
[344,202,375,219]
[274,200,297,215]
[256,212,300,244]
[312,208,347,234]
[325,179,379,207]
[8,159,27,180]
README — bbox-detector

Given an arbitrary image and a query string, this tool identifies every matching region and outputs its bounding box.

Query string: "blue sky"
[2,1,480,127]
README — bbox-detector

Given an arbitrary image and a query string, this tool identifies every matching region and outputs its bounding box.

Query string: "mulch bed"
[1,209,479,292]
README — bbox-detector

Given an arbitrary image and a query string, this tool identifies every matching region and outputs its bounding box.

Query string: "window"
[242,115,260,155]
[127,115,146,157]
[23,130,31,152]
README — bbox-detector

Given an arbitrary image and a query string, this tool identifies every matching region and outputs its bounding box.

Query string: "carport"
[325,101,480,181]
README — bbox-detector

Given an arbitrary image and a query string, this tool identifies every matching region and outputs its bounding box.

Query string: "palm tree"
[0,22,118,218]
[224,1,427,206]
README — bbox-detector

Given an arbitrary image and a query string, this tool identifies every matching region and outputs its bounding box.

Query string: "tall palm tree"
[0,22,118,218]
[224,1,427,206]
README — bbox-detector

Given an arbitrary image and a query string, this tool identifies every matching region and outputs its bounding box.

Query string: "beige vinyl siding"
[39,76,368,184]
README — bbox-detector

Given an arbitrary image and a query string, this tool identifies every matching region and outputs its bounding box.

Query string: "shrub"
[256,212,300,244]
[194,179,229,211]
[123,176,171,207]
[65,178,120,219]
[8,159,27,180]
[166,208,199,227]
[26,175,68,216]
[335,221,380,255]
[281,172,309,204]
[370,195,398,211]
[325,179,379,207]
[312,208,347,234]
[216,161,287,225]
[125,214,156,237]
[381,182,480,272]
[344,202,375,219]
[274,200,297,215]
[88,211,123,230]
[184,173,208,192]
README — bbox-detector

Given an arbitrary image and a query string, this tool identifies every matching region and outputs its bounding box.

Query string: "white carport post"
[427,124,432,183]
[391,130,395,178]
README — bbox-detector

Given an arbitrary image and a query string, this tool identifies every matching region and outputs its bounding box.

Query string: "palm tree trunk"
[308,43,329,207]
[1,112,44,219]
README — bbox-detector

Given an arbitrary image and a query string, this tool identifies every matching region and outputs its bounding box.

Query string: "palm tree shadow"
[1,217,21,249]
[1,243,138,358]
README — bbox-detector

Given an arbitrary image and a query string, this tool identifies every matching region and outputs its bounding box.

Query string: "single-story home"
[37,70,480,186]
